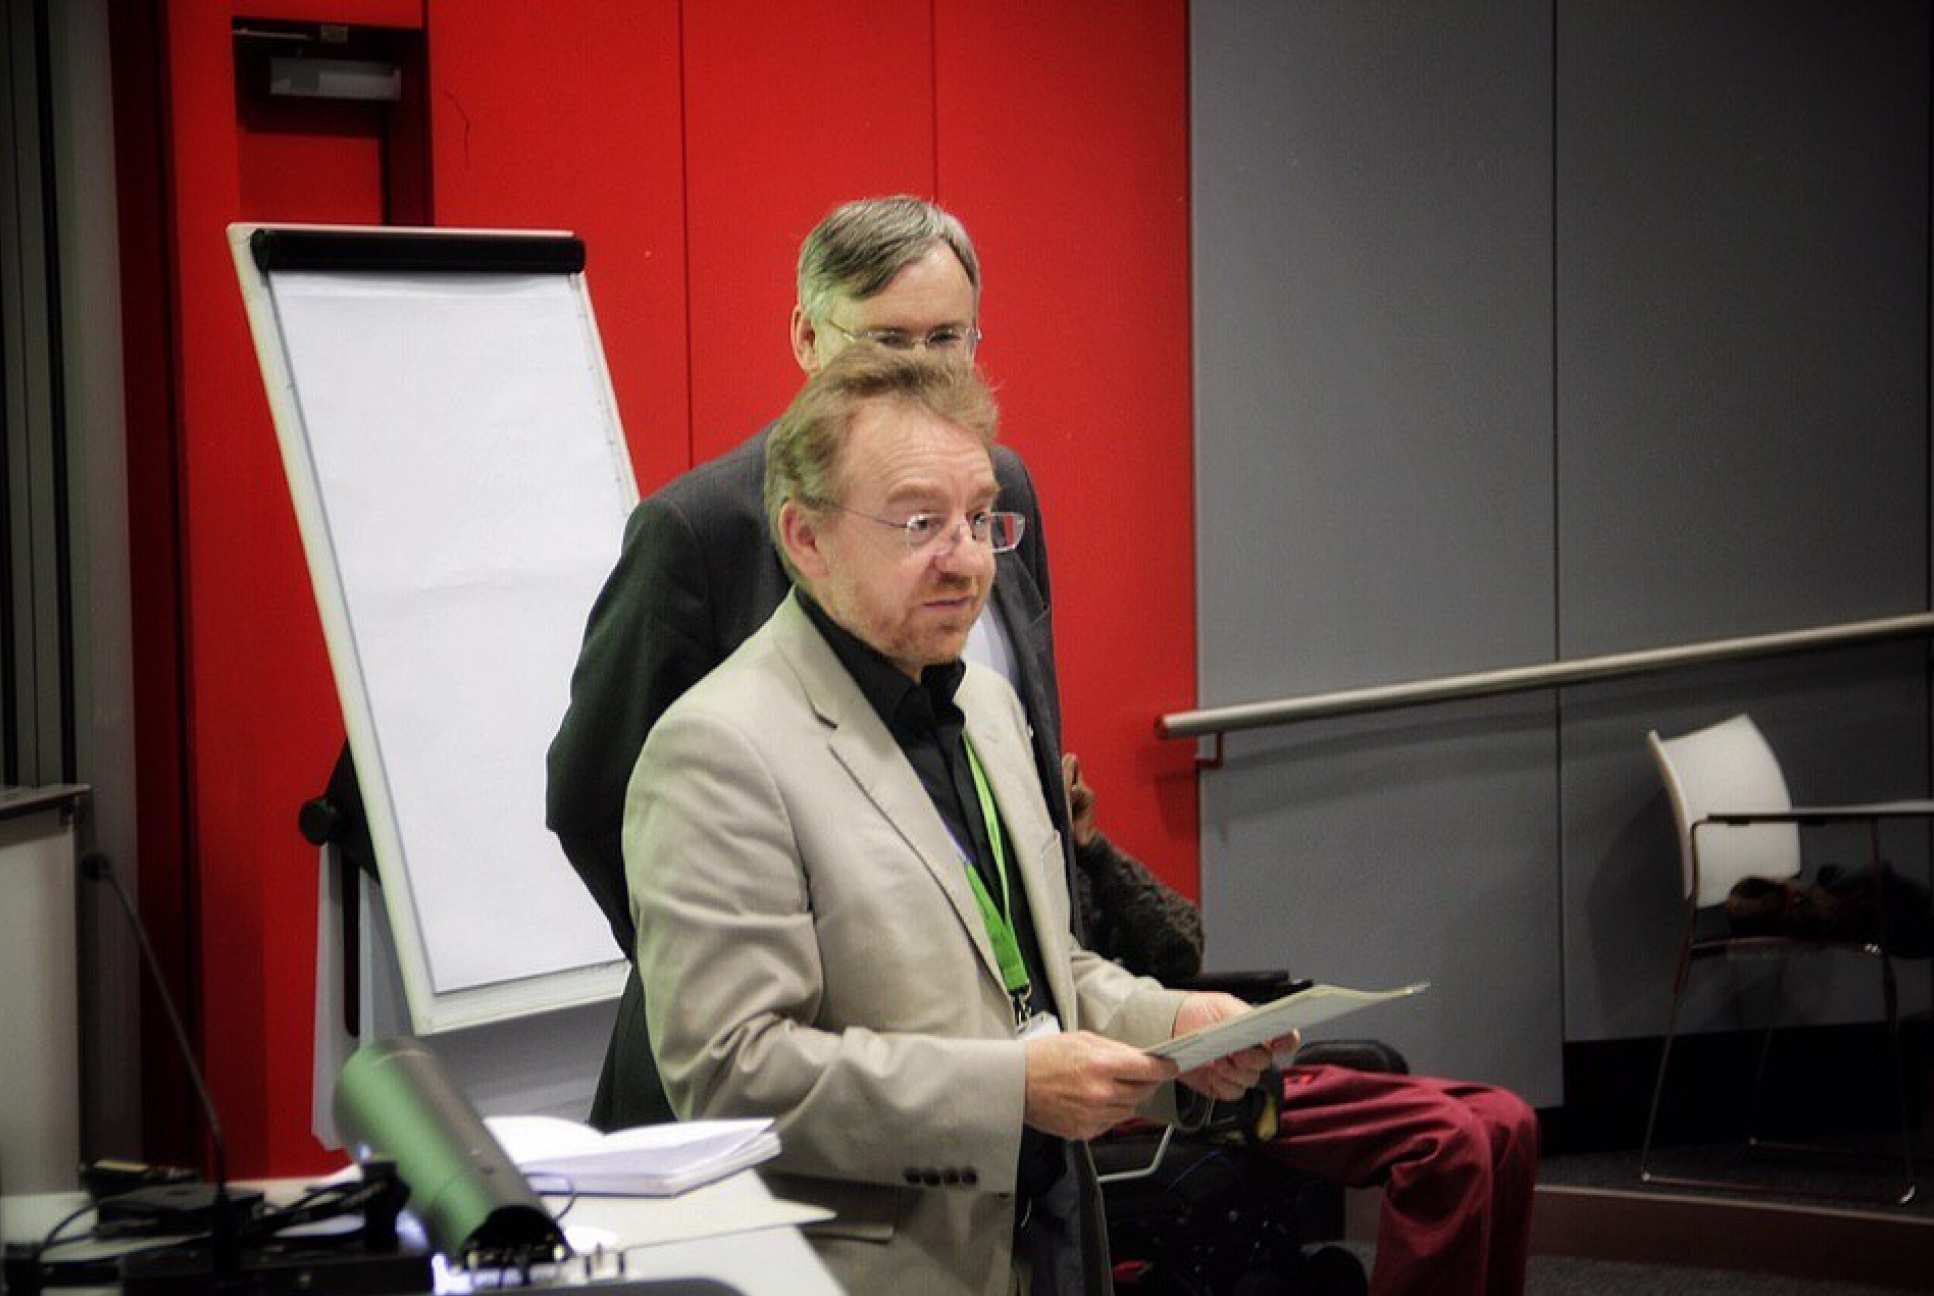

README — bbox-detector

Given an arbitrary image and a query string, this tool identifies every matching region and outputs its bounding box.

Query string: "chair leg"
[1743,958,1788,1154]
[1639,944,1695,1186]
[1869,824,1918,1206]
[1643,943,1918,1205]
[1882,952,1918,1205]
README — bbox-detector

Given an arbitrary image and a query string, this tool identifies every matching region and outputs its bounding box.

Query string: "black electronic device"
[117,1237,431,1296]
[94,1183,266,1239]
[564,1284,743,1295]
[79,1158,200,1200]
[59,854,432,1295]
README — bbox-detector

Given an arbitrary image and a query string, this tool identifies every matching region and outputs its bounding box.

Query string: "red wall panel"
[110,0,198,1169]
[427,0,689,496]
[934,2,1199,896]
[237,101,387,222]
[163,0,358,1176]
[681,0,936,462]
[128,0,1197,1176]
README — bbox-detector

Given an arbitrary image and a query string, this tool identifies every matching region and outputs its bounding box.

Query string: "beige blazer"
[625,595,1186,1295]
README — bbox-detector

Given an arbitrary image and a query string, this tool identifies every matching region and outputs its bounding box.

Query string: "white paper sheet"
[266,269,633,995]
[1150,981,1430,1071]
[486,1114,781,1196]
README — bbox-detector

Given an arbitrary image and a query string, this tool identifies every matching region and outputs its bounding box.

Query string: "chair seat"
[1694,935,1887,961]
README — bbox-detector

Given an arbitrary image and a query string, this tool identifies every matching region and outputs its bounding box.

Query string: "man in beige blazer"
[625,348,1277,1295]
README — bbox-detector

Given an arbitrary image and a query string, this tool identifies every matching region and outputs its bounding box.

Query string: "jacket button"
[921,1170,943,1186]
[960,1168,978,1186]
[942,1169,960,1185]
[903,1168,922,1185]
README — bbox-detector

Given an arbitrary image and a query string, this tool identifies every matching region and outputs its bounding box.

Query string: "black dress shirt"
[796,589,1068,1201]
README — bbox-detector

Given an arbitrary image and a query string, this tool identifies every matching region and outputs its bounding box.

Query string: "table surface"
[1,1170,843,1295]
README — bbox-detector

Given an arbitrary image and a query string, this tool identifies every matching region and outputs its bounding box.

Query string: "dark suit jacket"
[546,427,1076,1128]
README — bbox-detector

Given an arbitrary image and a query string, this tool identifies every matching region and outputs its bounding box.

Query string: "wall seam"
[33,0,75,783]
[1,0,20,787]
[1550,0,1567,1057]
[928,0,939,198]
[158,0,205,1172]
[676,0,694,471]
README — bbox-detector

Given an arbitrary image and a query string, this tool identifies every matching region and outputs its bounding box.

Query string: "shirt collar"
[794,587,966,736]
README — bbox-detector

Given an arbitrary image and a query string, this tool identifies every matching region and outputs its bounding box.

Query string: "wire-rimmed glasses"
[811,501,1024,555]
[820,318,983,359]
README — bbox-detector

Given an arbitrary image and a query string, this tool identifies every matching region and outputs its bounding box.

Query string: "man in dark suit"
[548,197,1080,1129]
[548,196,1539,1296]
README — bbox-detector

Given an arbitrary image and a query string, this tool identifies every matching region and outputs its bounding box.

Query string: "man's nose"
[933,523,996,575]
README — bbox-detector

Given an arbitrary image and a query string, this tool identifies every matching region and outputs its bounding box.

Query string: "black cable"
[46,1227,213,1260]
[31,1200,100,1260]
[82,854,228,1190]
[258,1179,362,1219]
[523,1174,579,1223]
[22,1196,223,1289]
[22,1176,393,1293]
[242,1182,367,1239]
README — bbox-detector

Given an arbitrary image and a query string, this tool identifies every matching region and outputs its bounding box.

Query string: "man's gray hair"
[796,196,982,323]
[765,347,1000,582]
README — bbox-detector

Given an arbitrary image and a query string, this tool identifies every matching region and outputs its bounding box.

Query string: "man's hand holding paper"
[1023,1031,1180,1141]
[1170,992,1299,1102]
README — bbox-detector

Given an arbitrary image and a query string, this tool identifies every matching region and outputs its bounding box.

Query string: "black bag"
[1725,865,1934,957]
[1097,1130,1365,1296]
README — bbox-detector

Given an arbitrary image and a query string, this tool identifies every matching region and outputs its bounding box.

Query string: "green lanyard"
[960,735,1030,1008]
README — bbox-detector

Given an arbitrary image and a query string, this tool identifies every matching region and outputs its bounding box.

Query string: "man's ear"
[790,306,821,375]
[778,499,830,583]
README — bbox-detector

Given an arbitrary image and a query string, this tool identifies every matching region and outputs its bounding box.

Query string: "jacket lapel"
[961,675,1077,1027]
[770,598,1010,996]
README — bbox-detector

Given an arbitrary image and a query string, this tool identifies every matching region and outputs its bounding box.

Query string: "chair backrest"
[1646,714,1802,908]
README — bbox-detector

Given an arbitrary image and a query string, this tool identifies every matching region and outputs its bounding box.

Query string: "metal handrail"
[1158,611,1934,741]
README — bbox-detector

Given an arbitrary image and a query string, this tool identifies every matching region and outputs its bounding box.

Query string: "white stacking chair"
[1640,713,1919,1205]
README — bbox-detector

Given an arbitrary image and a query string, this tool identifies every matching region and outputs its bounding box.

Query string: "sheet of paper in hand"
[1148,982,1430,1072]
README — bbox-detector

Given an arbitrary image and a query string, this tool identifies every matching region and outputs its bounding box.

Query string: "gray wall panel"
[1192,2,1560,1101]
[1193,0,1931,1103]
[1556,0,1929,655]
[1200,695,1563,1104]
[1552,0,1933,1047]
[1193,0,1554,695]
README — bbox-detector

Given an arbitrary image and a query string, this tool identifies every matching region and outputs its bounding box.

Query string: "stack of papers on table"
[484,1115,780,1197]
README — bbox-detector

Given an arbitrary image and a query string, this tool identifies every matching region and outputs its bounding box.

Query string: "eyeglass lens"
[908,512,1023,554]
[830,320,980,357]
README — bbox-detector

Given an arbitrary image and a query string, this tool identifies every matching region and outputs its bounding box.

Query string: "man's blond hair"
[764,348,1000,581]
